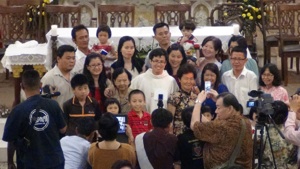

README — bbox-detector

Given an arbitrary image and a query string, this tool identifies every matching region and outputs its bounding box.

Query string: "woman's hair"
[200,36,223,58]
[271,100,288,125]
[96,24,112,38]
[113,36,143,73]
[259,63,282,87]
[112,67,132,88]
[104,98,122,114]
[176,63,197,79]
[111,160,133,169]
[98,113,120,141]
[200,63,220,91]
[165,43,187,75]
[83,52,108,104]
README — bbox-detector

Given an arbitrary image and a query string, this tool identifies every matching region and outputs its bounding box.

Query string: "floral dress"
[167,90,197,136]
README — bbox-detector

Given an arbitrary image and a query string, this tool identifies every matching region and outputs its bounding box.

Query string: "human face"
[73,84,90,101]
[73,29,89,50]
[106,103,119,115]
[202,41,217,58]
[179,73,195,93]
[114,72,130,91]
[215,98,232,120]
[203,70,217,87]
[150,56,167,75]
[57,51,75,72]
[121,40,135,60]
[129,93,145,113]
[230,52,247,73]
[181,28,193,38]
[202,112,213,121]
[97,31,109,44]
[87,57,103,76]
[261,68,274,87]
[154,26,171,46]
[168,50,183,69]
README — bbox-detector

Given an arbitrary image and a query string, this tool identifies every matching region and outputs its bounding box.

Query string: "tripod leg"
[265,125,277,169]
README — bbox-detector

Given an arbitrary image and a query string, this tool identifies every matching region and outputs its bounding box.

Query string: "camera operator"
[2,70,67,169]
[284,91,300,166]
[191,91,253,169]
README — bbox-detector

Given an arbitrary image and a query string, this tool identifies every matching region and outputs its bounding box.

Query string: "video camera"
[247,90,274,122]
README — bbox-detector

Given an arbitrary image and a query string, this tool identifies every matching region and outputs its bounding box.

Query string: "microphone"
[157,94,163,109]
[42,85,51,94]
[248,90,264,98]
[41,92,61,98]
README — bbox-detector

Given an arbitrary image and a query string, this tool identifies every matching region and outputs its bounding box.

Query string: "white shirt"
[60,136,90,169]
[41,65,75,108]
[73,49,86,74]
[130,69,179,113]
[222,67,258,115]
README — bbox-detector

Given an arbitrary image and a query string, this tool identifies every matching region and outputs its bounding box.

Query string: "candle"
[51,25,58,36]
[233,24,240,35]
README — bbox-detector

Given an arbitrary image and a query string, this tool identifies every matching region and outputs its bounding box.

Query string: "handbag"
[214,119,246,169]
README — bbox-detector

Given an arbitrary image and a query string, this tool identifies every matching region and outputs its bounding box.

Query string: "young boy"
[127,89,152,138]
[178,20,199,59]
[201,105,213,121]
[63,74,101,135]
[177,106,204,169]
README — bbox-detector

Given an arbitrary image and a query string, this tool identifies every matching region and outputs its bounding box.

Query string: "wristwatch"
[195,99,202,104]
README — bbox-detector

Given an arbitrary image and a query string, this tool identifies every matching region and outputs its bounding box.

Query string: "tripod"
[252,115,285,169]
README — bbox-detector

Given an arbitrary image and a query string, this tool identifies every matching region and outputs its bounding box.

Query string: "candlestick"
[51,25,58,36]
[233,24,240,35]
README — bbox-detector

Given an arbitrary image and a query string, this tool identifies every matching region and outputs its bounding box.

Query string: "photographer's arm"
[7,142,16,169]
[190,91,208,131]
[283,111,300,146]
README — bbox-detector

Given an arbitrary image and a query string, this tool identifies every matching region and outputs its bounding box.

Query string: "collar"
[72,95,93,106]
[229,67,248,79]
[75,49,87,60]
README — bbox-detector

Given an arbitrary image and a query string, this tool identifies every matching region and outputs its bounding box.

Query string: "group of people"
[2,19,300,169]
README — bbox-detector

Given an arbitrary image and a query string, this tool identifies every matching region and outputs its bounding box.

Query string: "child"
[177,106,204,169]
[104,98,122,115]
[63,74,101,136]
[200,105,213,121]
[127,89,152,138]
[178,20,199,59]
[91,24,117,67]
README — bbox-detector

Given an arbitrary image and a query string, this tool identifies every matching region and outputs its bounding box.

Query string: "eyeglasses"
[262,74,274,78]
[151,60,166,64]
[230,57,246,62]
[89,63,102,68]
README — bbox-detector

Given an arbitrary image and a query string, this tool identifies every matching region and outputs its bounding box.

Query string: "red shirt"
[128,110,152,138]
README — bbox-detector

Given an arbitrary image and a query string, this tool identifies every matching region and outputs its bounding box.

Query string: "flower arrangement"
[227,0,262,34]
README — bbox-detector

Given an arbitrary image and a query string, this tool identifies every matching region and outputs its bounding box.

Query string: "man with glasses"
[221,46,258,115]
[131,48,179,114]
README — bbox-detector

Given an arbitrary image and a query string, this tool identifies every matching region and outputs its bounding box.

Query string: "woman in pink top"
[259,63,289,105]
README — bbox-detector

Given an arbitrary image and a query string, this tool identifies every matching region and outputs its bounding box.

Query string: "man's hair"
[111,160,133,169]
[128,89,145,101]
[228,35,247,49]
[181,106,194,129]
[153,22,169,35]
[76,118,96,137]
[22,70,40,91]
[57,45,76,58]
[201,105,212,115]
[71,24,89,40]
[96,24,112,38]
[71,74,89,89]
[151,108,173,128]
[149,48,167,60]
[217,92,240,112]
[98,113,119,141]
[179,19,196,31]
[176,63,197,80]
[230,46,247,58]
[259,63,282,87]
[104,98,122,114]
